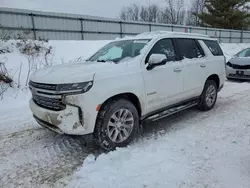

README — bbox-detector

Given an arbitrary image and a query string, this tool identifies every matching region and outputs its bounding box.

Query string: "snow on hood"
[229,57,250,66]
[30,61,120,84]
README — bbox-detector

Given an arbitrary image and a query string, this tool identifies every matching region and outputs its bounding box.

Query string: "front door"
[142,38,184,113]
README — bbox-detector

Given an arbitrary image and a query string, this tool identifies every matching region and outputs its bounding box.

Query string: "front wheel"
[198,80,218,111]
[94,98,139,150]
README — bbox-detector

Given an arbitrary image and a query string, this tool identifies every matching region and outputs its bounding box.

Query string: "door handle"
[174,68,182,72]
[200,64,206,68]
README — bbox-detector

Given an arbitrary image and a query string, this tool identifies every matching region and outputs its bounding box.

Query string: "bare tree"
[140,6,149,22]
[148,4,160,23]
[120,4,140,21]
[121,4,160,23]
[120,7,128,20]
[119,1,187,25]
[186,0,205,26]
[160,0,185,24]
[128,4,140,21]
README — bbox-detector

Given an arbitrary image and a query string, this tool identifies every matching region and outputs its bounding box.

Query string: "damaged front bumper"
[29,99,87,135]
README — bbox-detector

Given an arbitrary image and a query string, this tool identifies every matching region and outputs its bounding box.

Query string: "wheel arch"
[206,74,220,88]
[98,92,142,117]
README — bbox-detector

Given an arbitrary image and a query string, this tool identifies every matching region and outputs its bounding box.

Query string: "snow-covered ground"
[1,40,250,188]
[69,81,250,188]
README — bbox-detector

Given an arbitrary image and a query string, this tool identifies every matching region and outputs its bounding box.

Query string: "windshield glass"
[236,48,250,57]
[88,39,151,63]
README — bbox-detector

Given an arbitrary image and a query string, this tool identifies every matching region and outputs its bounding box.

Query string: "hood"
[30,61,120,84]
[229,57,250,66]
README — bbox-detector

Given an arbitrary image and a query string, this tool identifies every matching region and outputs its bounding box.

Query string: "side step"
[146,100,198,122]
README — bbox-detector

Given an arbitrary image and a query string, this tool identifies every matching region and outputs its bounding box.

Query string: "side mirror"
[147,54,167,70]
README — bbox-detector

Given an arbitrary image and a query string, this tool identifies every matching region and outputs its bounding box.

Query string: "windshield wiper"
[97,60,107,63]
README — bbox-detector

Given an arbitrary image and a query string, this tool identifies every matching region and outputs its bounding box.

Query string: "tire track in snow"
[0,126,98,188]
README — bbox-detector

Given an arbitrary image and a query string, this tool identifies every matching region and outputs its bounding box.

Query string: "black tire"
[198,80,218,111]
[94,98,139,150]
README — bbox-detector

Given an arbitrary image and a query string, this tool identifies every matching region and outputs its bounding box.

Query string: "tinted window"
[203,40,223,56]
[146,39,176,63]
[236,48,250,57]
[176,39,204,59]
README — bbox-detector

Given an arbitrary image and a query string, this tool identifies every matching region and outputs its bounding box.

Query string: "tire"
[94,98,139,150]
[198,80,218,111]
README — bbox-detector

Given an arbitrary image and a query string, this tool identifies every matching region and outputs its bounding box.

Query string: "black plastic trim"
[141,96,199,120]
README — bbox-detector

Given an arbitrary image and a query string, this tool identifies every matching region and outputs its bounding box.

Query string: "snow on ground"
[0,40,250,187]
[68,81,250,188]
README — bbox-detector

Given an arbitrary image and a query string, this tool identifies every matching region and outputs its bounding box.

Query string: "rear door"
[199,40,225,85]
[174,38,207,99]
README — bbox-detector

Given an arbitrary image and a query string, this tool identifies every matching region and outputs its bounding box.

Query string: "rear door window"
[203,40,223,56]
[176,39,204,59]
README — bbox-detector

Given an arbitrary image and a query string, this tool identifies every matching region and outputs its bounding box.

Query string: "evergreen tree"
[197,0,250,29]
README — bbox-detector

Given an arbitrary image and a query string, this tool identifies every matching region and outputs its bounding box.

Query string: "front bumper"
[29,99,88,135]
[226,66,250,80]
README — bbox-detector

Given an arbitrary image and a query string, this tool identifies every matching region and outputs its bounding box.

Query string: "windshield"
[236,48,250,57]
[88,39,151,63]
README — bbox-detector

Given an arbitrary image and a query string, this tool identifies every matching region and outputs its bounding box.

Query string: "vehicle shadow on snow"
[141,107,201,139]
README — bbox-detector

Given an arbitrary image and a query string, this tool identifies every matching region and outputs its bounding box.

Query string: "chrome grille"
[29,80,57,91]
[228,63,250,70]
[29,81,65,111]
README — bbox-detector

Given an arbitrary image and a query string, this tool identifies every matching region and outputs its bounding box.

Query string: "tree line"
[119,0,250,30]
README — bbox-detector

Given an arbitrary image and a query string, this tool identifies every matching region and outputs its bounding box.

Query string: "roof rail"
[137,31,210,38]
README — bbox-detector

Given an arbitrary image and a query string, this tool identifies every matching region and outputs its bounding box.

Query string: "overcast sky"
[1,0,191,18]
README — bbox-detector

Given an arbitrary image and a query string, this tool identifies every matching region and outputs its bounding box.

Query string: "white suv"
[29,31,226,150]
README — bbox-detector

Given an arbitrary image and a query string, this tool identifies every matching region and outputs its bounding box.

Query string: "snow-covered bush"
[0,27,53,94]
[0,60,13,100]
[15,39,53,85]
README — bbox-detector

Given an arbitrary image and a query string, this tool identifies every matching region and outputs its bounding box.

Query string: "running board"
[146,100,198,122]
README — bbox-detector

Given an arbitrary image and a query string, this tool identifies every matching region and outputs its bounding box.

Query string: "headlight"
[57,81,93,93]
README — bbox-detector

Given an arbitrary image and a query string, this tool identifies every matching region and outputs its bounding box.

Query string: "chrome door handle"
[200,64,206,68]
[174,68,182,72]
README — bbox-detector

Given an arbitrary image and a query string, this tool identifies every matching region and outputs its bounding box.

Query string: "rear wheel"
[94,98,139,150]
[198,80,218,111]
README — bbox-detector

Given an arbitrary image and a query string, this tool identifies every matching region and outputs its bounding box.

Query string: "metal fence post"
[80,18,84,40]
[119,21,123,38]
[171,25,174,32]
[205,26,208,35]
[219,30,221,43]
[229,30,232,43]
[240,30,243,43]
[149,23,152,32]
[30,13,36,40]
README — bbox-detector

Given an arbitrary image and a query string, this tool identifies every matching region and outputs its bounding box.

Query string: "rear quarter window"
[203,40,223,56]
